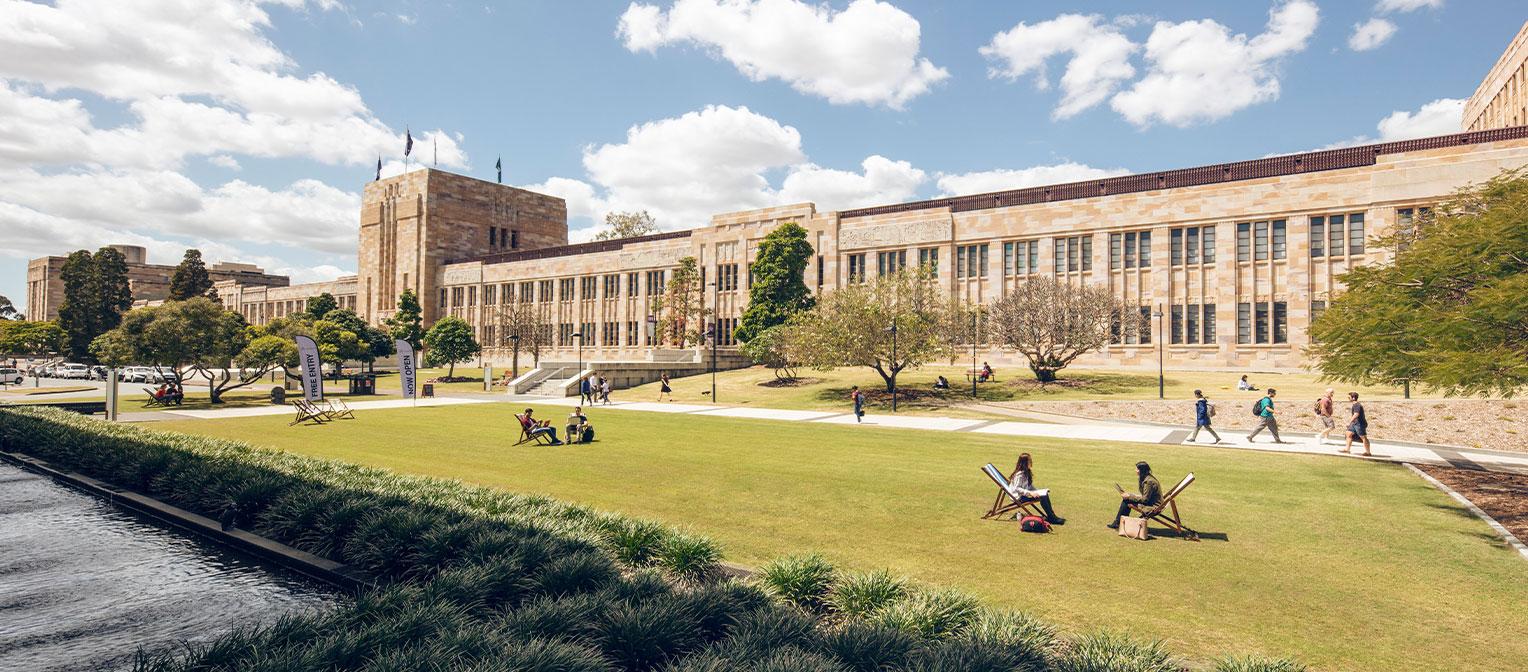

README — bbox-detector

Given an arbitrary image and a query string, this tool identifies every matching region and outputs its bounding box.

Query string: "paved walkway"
[516,394,1528,475]
[154,396,494,420]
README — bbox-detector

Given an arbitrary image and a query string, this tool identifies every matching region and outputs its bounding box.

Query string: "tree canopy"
[305,292,338,319]
[737,221,815,344]
[0,294,19,320]
[657,256,709,348]
[0,320,65,356]
[57,247,132,361]
[385,288,424,350]
[987,277,1138,382]
[89,297,282,403]
[169,249,217,301]
[423,315,480,377]
[739,324,798,380]
[786,268,951,392]
[1310,169,1528,397]
[594,210,658,241]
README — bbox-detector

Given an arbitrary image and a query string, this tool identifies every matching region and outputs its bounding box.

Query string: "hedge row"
[0,407,1304,672]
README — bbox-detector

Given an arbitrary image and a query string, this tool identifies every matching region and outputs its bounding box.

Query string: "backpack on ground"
[1019,515,1051,533]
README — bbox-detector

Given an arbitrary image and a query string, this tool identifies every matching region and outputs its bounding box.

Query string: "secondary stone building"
[24,245,289,321]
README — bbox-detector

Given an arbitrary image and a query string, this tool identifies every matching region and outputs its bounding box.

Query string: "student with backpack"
[1246,388,1287,444]
[850,385,865,423]
[1313,388,1336,445]
[1187,389,1221,443]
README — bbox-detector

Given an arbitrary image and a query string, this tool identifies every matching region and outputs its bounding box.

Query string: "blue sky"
[1,0,1521,314]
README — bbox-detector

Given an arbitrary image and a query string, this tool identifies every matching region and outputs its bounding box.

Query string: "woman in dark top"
[1010,453,1065,525]
[657,373,672,401]
[1342,392,1372,456]
[850,385,864,422]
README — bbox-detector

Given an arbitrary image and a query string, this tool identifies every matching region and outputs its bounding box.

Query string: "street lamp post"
[884,320,898,412]
[970,311,979,398]
[707,280,717,403]
[572,331,584,394]
[1152,304,1164,400]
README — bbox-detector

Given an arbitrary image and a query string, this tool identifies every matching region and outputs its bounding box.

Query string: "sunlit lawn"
[152,403,1527,671]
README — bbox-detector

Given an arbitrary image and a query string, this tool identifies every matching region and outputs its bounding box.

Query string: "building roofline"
[449,229,693,266]
[839,125,1528,220]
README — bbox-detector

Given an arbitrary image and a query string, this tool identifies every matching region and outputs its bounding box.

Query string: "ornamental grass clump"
[815,622,918,672]
[1213,655,1308,672]
[1055,630,1181,672]
[758,553,837,612]
[828,570,908,619]
[867,589,982,641]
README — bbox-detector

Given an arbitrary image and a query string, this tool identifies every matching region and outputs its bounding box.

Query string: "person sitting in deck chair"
[166,382,184,405]
[521,408,562,445]
[1109,461,1161,529]
[1011,453,1065,525]
[566,406,595,443]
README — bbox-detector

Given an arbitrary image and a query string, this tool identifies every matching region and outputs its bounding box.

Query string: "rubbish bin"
[270,386,286,405]
[422,383,434,397]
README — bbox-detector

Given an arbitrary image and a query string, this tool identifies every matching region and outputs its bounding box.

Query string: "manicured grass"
[151,403,1527,671]
[621,364,1446,417]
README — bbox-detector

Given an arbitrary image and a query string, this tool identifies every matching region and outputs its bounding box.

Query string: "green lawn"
[624,364,1445,417]
[150,403,1525,670]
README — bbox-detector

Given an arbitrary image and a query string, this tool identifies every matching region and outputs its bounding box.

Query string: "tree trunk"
[1030,365,1058,383]
[447,362,455,378]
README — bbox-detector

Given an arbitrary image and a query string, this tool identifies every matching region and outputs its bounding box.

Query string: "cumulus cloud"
[1376,0,1443,12]
[617,0,949,108]
[1376,98,1465,140]
[936,162,1131,197]
[1349,18,1397,51]
[980,14,1137,119]
[778,156,926,210]
[1111,0,1319,127]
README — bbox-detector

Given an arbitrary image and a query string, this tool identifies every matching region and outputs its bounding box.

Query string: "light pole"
[1152,304,1164,400]
[884,320,898,412]
[707,280,717,403]
[572,331,584,389]
[970,310,979,398]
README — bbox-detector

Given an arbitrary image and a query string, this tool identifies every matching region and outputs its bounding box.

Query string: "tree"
[988,277,1138,382]
[257,313,363,375]
[594,210,658,241]
[0,294,18,320]
[305,292,338,319]
[737,221,815,343]
[1310,169,1528,397]
[655,256,710,348]
[169,249,216,301]
[385,288,424,350]
[787,268,952,392]
[423,316,480,377]
[498,300,550,373]
[89,298,283,403]
[57,247,132,361]
[0,321,65,357]
[740,324,799,380]
[326,308,393,369]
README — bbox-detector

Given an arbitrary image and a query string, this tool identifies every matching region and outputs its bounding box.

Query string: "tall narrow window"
[1170,304,1183,344]
[1124,233,1136,269]
[1138,232,1151,267]
[1110,233,1122,269]
[816,256,824,286]
[1202,227,1216,263]
[1003,242,1015,276]
[1186,304,1200,344]
[1185,228,1198,264]
[1237,303,1251,344]
[1203,304,1217,343]
[1310,216,1325,257]
[1328,214,1345,256]
[1138,307,1152,344]
[510,230,518,248]
[1273,301,1288,344]
[918,248,938,274]
[1272,220,1287,260]
[1027,241,1038,273]
[1171,228,1183,265]
[1081,236,1092,271]
[1254,302,1269,344]
[978,244,989,277]
[1348,213,1365,254]
[1254,221,1269,261]
[955,246,967,279]
[1237,223,1251,261]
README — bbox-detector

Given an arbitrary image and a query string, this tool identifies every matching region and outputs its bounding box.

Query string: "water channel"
[0,463,340,671]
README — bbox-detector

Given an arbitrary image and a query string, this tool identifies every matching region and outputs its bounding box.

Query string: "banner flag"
[395,339,416,399]
[495,156,502,184]
[375,155,382,181]
[295,335,323,402]
[404,127,413,157]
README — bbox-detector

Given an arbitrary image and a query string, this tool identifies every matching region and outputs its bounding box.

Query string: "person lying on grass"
[520,408,561,445]
[1109,461,1161,529]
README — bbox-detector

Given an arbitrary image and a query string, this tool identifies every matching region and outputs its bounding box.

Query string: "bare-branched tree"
[988,277,1138,382]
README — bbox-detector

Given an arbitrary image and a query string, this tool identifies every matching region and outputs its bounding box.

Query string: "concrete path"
[157,396,493,420]
[516,394,1528,475]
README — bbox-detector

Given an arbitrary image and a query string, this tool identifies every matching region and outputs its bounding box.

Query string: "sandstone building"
[24,245,288,321]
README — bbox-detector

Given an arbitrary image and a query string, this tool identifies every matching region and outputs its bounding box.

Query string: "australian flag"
[404,127,413,158]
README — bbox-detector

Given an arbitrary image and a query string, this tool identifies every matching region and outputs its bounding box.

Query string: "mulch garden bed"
[1417,465,1528,542]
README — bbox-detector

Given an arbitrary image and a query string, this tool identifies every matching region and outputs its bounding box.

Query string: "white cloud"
[936,162,1131,197]
[1376,0,1443,12]
[519,177,608,222]
[1111,0,1320,127]
[1349,18,1397,51]
[208,154,242,170]
[617,0,949,108]
[980,14,1137,119]
[778,155,926,210]
[1376,97,1465,140]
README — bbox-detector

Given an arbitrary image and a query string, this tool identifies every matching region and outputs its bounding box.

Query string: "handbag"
[1117,516,1148,540]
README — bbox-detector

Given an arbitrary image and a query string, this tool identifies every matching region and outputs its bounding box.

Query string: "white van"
[0,368,22,385]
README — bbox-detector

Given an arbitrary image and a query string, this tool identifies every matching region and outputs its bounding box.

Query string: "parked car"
[58,363,91,379]
[89,366,109,381]
[0,368,23,385]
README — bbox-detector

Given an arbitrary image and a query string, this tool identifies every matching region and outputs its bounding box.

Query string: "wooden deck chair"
[1129,472,1199,541]
[515,413,554,446]
[325,398,356,420]
[290,399,330,426]
[980,463,1045,521]
[142,387,167,408]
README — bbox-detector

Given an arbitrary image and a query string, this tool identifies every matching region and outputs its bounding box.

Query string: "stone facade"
[217,276,359,324]
[434,128,1528,372]
[25,245,289,321]
[1465,20,1528,132]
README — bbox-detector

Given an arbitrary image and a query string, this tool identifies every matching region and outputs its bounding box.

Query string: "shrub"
[758,554,837,612]
[867,589,981,641]
[715,606,820,659]
[1214,655,1308,672]
[595,598,704,671]
[491,637,615,672]
[657,532,722,583]
[961,610,1057,669]
[828,570,908,619]
[816,622,917,672]
[1056,631,1180,672]
[751,646,848,672]
[604,517,669,567]
[904,636,1045,672]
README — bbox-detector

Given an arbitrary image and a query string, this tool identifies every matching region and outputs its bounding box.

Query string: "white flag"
[294,335,324,402]
[395,339,416,399]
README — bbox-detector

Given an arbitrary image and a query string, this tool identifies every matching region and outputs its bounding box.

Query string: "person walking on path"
[600,376,612,405]
[1341,392,1372,456]
[579,375,593,405]
[1246,388,1287,444]
[1187,389,1221,443]
[1314,388,1337,444]
[850,385,865,423]
[657,373,672,401]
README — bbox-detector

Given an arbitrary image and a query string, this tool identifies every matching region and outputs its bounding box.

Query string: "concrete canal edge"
[0,449,375,592]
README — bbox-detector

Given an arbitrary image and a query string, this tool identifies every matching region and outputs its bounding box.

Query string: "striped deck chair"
[981,463,1045,522]
[1129,472,1199,541]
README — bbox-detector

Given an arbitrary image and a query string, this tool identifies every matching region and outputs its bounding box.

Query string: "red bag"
[1019,515,1051,533]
